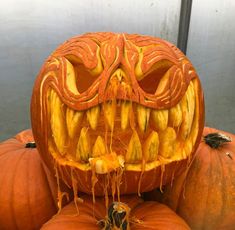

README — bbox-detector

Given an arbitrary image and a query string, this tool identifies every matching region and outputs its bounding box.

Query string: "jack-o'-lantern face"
[31,32,204,198]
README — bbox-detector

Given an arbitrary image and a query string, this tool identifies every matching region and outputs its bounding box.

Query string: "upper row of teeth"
[63,82,195,135]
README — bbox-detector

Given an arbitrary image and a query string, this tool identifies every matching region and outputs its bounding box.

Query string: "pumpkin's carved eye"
[65,59,98,95]
[74,64,98,94]
[138,60,173,94]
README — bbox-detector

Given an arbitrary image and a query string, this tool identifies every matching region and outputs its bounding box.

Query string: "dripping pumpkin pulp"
[31,32,204,197]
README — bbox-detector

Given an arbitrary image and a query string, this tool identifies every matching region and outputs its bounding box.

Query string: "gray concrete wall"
[0,0,181,141]
[187,0,235,133]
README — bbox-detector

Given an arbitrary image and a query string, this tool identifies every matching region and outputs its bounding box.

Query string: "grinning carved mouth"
[47,78,200,174]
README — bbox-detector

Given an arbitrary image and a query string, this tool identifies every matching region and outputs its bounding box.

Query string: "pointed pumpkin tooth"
[65,59,79,95]
[50,90,66,155]
[86,106,100,130]
[136,104,150,132]
[188,82,196,129]
[169,103,182,127]
[92,136,107,157]
[159,127,176,158]
[143,131,159,162]
[174,142,185,160]
[125,131,142,163]
[151,109,168,131]
[76,127,91,162]
[121,101,131,130]
[103,101,116,131]
[50,88,55,100]
[66,108,83,138]
[184,139,193,157]
[188,80,200,144]
[180,82,195,139]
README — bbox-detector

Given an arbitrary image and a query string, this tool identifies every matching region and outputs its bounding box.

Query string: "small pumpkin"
[146,127,235,230]
[31,32,204,198]
[41,195,190,230]
[0,130,64,230]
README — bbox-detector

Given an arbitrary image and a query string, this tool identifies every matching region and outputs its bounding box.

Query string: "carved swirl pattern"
[37,32,197,111]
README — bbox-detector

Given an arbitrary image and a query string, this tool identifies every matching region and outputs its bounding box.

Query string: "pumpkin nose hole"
[106,68,131,97]
[110,68,128,83]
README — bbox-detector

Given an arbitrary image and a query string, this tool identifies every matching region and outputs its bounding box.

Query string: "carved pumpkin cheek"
[31,32,204,198]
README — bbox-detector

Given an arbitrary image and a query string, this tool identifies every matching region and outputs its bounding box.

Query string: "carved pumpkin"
[41,195,190,230]
[0,130,58,230]
[146,127,235,230]
[31,32,204,198]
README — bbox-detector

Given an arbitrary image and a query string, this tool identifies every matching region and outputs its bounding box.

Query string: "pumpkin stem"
[204,133,231,149]
[25,142,37,148]
[99,201,130,230]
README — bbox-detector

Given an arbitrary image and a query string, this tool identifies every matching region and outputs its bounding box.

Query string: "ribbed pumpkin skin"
[41,195,190,230]
[0,130,58,230]
[147,127,235,230]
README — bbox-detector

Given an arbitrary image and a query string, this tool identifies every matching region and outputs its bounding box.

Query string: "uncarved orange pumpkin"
[41,195,190,230]
[0,130,60,230]
[31,32,204,198]
[146,127,235,230]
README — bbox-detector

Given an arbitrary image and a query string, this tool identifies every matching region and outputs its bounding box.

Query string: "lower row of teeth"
[49,81,197,170]
[75,126,177,163]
